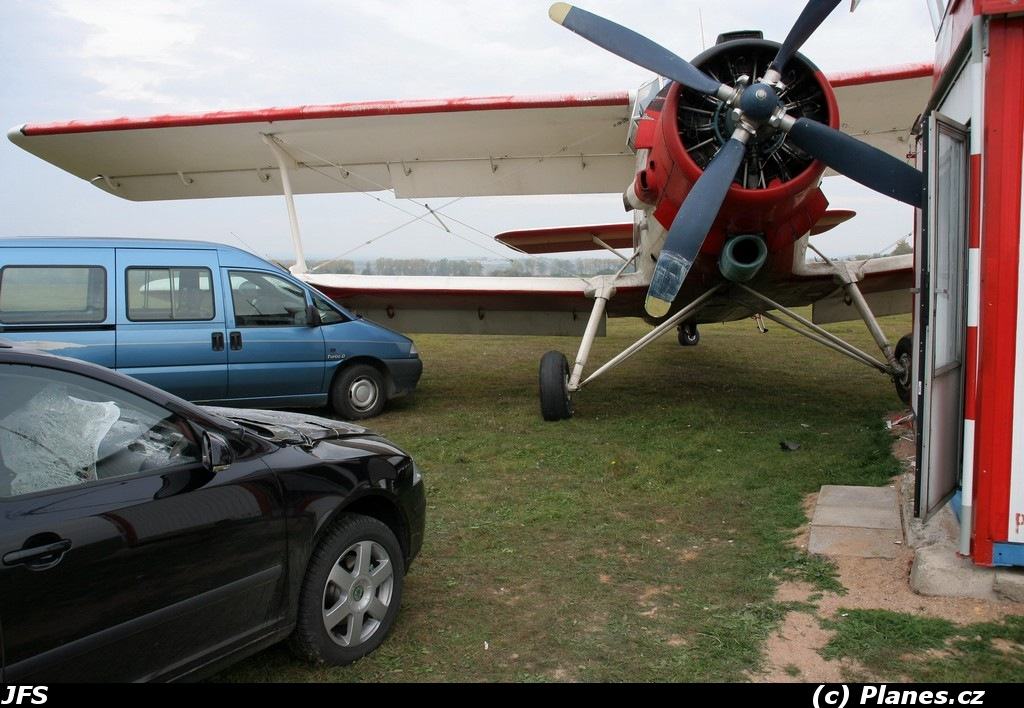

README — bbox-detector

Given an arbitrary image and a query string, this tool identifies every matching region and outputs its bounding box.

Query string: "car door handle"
[212,332,225,351]
[229,331,242,350]
[3,539,72,567]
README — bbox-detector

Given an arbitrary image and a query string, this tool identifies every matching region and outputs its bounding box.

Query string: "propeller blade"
[645,137,748,317]
[549,3,725,98]
[786,117,923,208]
[770,0,842,75]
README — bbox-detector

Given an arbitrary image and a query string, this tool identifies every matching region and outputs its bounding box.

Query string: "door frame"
[915,111,970,519]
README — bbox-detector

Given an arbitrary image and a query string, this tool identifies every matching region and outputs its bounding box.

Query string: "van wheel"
[331,364,386,420]
[289,514,405,666]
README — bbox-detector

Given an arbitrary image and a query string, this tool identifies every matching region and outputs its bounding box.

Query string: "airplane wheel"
[539,351,574,421]
[893,334,913,405]
[677,322,700,347]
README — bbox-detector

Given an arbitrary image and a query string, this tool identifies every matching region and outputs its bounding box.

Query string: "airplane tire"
[539,351,574,421]
[893,334,913,405]
[678,322,700,347]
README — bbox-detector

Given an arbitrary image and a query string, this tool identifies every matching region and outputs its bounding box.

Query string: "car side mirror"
[202,431,234,473]
[306,303,322,327]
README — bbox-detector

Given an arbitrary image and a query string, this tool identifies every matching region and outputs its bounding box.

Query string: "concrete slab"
[812,505,901,530]
[817,485,897,509]
[808,485,904,559]
[994,568,1024,603]
[808,525,902,559]
[910,543,999,601]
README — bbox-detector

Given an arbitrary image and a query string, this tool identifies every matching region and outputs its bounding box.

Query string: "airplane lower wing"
[303,271,648,337]
[303,251,913,336]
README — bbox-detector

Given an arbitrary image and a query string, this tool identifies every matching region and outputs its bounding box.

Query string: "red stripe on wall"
[965,326,979,420]
[973,17,1024,566]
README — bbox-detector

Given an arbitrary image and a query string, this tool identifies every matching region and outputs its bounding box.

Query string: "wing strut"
[262,134,308,274]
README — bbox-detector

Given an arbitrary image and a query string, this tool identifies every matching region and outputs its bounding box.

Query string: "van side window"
[312,293,347,325]
[127,267,215,322]
[0,266,106,324]
[229,271,309,327]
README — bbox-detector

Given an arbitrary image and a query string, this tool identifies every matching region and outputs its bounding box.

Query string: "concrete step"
[808,485,903,559]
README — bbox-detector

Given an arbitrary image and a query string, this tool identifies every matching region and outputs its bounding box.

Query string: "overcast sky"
[0,1,936,265]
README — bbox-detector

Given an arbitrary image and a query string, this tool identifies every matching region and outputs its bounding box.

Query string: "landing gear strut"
[537,278,724,421]
[677,321,700,346]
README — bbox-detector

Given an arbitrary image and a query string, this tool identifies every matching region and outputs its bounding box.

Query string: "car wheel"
[893,334,914,405]
[290,514,405,666]
[331,364,386,420]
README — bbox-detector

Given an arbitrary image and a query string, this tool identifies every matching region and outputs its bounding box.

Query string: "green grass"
[823,610,1024,682]
[220,313,910,682]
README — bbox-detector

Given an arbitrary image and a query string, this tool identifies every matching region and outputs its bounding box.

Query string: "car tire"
[894,334,914,405]
[289,514,405,666]
[331,364,387,420]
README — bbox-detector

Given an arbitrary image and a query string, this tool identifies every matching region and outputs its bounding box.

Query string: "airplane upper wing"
[8,64,931,203]
[825,63,932,173]
[7,93,635,201]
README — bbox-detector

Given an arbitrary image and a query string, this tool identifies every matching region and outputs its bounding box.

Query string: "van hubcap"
[348,377,379,412]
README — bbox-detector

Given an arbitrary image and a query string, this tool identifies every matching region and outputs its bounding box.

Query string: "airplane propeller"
[548,1,925,317]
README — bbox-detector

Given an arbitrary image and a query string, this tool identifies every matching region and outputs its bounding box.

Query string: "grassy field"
[221,312,917,682]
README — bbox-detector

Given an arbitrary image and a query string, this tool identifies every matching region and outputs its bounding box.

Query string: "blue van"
[0,238,422,419]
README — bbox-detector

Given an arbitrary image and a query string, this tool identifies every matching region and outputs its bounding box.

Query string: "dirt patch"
[757,590,853,683]
[776,581,817,604]
[677,548,700,562]
[790,492,817,552]
[822,552,1023,624]
[992,638,1024,655]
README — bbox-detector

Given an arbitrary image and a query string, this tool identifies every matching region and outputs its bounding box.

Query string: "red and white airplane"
[8,1,931,420]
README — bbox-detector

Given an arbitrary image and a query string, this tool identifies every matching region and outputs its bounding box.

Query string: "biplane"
[8,1,932,419]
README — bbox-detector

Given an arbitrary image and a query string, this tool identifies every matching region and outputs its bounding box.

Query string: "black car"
[0,340,425,682]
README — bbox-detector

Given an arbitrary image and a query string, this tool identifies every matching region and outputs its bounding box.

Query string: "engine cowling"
[632,38,839,266]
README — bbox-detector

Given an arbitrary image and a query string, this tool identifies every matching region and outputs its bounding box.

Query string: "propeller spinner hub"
[738,82,780,122]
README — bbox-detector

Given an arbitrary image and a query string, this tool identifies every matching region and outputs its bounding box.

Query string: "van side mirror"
[202,431,233,473]
[306,303,322,327]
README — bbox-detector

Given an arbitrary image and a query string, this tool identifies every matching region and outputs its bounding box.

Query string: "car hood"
[201,406,368,445]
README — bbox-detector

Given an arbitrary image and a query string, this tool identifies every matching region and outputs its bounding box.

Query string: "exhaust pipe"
[718,234,768,283]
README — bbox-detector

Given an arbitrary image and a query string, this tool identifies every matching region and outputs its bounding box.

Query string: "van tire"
[331,364,387,420]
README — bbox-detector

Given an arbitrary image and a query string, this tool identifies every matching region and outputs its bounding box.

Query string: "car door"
[223,269,326,404]
[0,361,286,682]
[115,247,228,401]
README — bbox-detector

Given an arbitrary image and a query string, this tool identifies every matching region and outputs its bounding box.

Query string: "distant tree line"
[296,240,912,276]
[301,257,626,277]
[844,237,913,261]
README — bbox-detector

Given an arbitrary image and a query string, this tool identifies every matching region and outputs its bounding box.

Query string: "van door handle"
[212,332,225,351]
[3,539,72,568]
[229,331,243,350]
